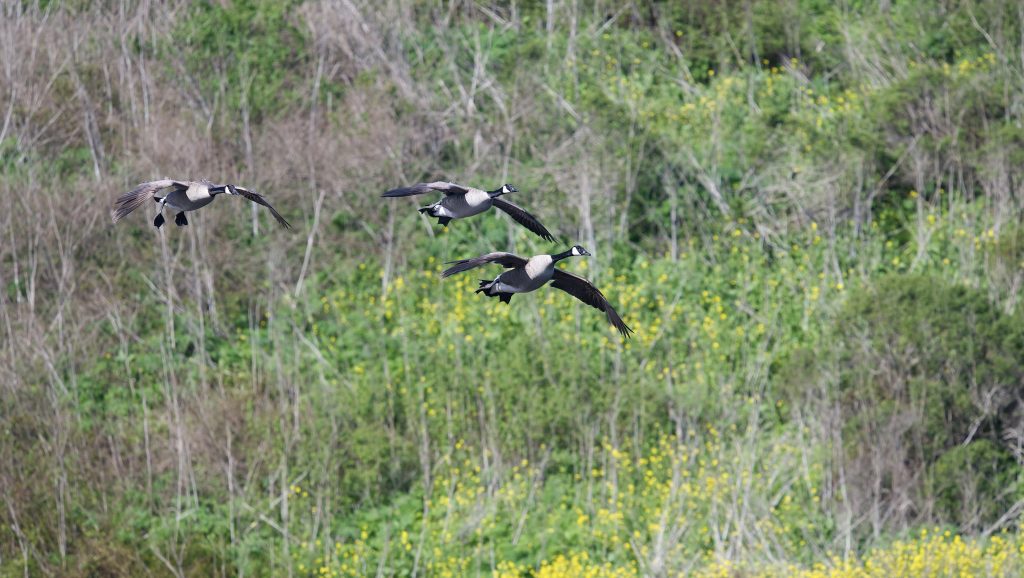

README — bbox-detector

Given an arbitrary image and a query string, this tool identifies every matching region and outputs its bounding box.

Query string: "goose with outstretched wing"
[112,179,291,229]
[441,246,632,338]
[383,180,554,242]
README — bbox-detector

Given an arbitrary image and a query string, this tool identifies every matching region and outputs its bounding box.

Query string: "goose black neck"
[487,187,505,198]
[551,249,575,262]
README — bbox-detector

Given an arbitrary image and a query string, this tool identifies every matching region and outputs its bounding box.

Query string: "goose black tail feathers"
[475,280,512,303]
[418,206,450,226]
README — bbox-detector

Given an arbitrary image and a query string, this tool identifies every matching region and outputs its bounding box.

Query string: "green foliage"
[826,274,1024,528]
[177,0,308,124]
[0,137,18,172]
[8,0,1024,575]
[837,273,1024,442]
[929,440,1020,531]
[657,0,845,73]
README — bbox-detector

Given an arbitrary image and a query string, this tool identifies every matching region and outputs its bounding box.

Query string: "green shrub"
[826,274,1023,529]
[929,440,1020,532]
[176,0,308,123]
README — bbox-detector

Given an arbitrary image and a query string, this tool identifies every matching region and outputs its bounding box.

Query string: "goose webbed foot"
[499,293,512,304]
[436,217,451,227]
[175,212,188,227]
[154,213,165,228]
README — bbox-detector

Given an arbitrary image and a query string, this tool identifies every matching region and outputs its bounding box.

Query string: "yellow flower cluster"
[697,530,1023,578]
[283,424,1024,578]
[495,553,637,578]
[282,199,1021,578]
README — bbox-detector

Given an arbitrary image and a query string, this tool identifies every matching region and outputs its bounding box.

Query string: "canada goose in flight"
[111,179,291,229]
[382,181,554,241]
[441,245,633,338]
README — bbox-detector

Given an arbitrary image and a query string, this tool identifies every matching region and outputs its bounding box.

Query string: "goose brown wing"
[441,252,528,278]
[233,186,292,229]
[382,181,471,197]
[491,198,555,242]
[550,270,633,338]
[111,179,185,223]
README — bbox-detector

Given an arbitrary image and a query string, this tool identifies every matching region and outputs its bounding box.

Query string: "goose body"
[488,254,556,294]
[428,188,493,219]
[163,182,217,212]
[441,246,633,338]
[112,179,291,229]
[382,181,554,241]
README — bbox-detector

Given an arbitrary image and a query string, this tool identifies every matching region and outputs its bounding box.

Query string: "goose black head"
[490,183,518,197]
[210,184,237,196]
[554,245,591,262]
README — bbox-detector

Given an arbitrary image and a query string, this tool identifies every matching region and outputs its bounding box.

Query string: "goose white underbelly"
[494,256,554,293]
[437,192,492,219]
[493,275,550,294]
[164,189,214,212]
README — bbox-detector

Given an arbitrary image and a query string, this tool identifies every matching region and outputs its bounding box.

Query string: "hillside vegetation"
[3,0,1024,576]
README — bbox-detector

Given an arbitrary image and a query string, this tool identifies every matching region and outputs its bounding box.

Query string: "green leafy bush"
[929,440,1019,531]
[178,0,307,123]
[829,274,1024,529]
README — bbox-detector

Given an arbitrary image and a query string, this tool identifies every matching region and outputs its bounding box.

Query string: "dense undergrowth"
[55,204,1024,576]
[4,0,1024,576]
